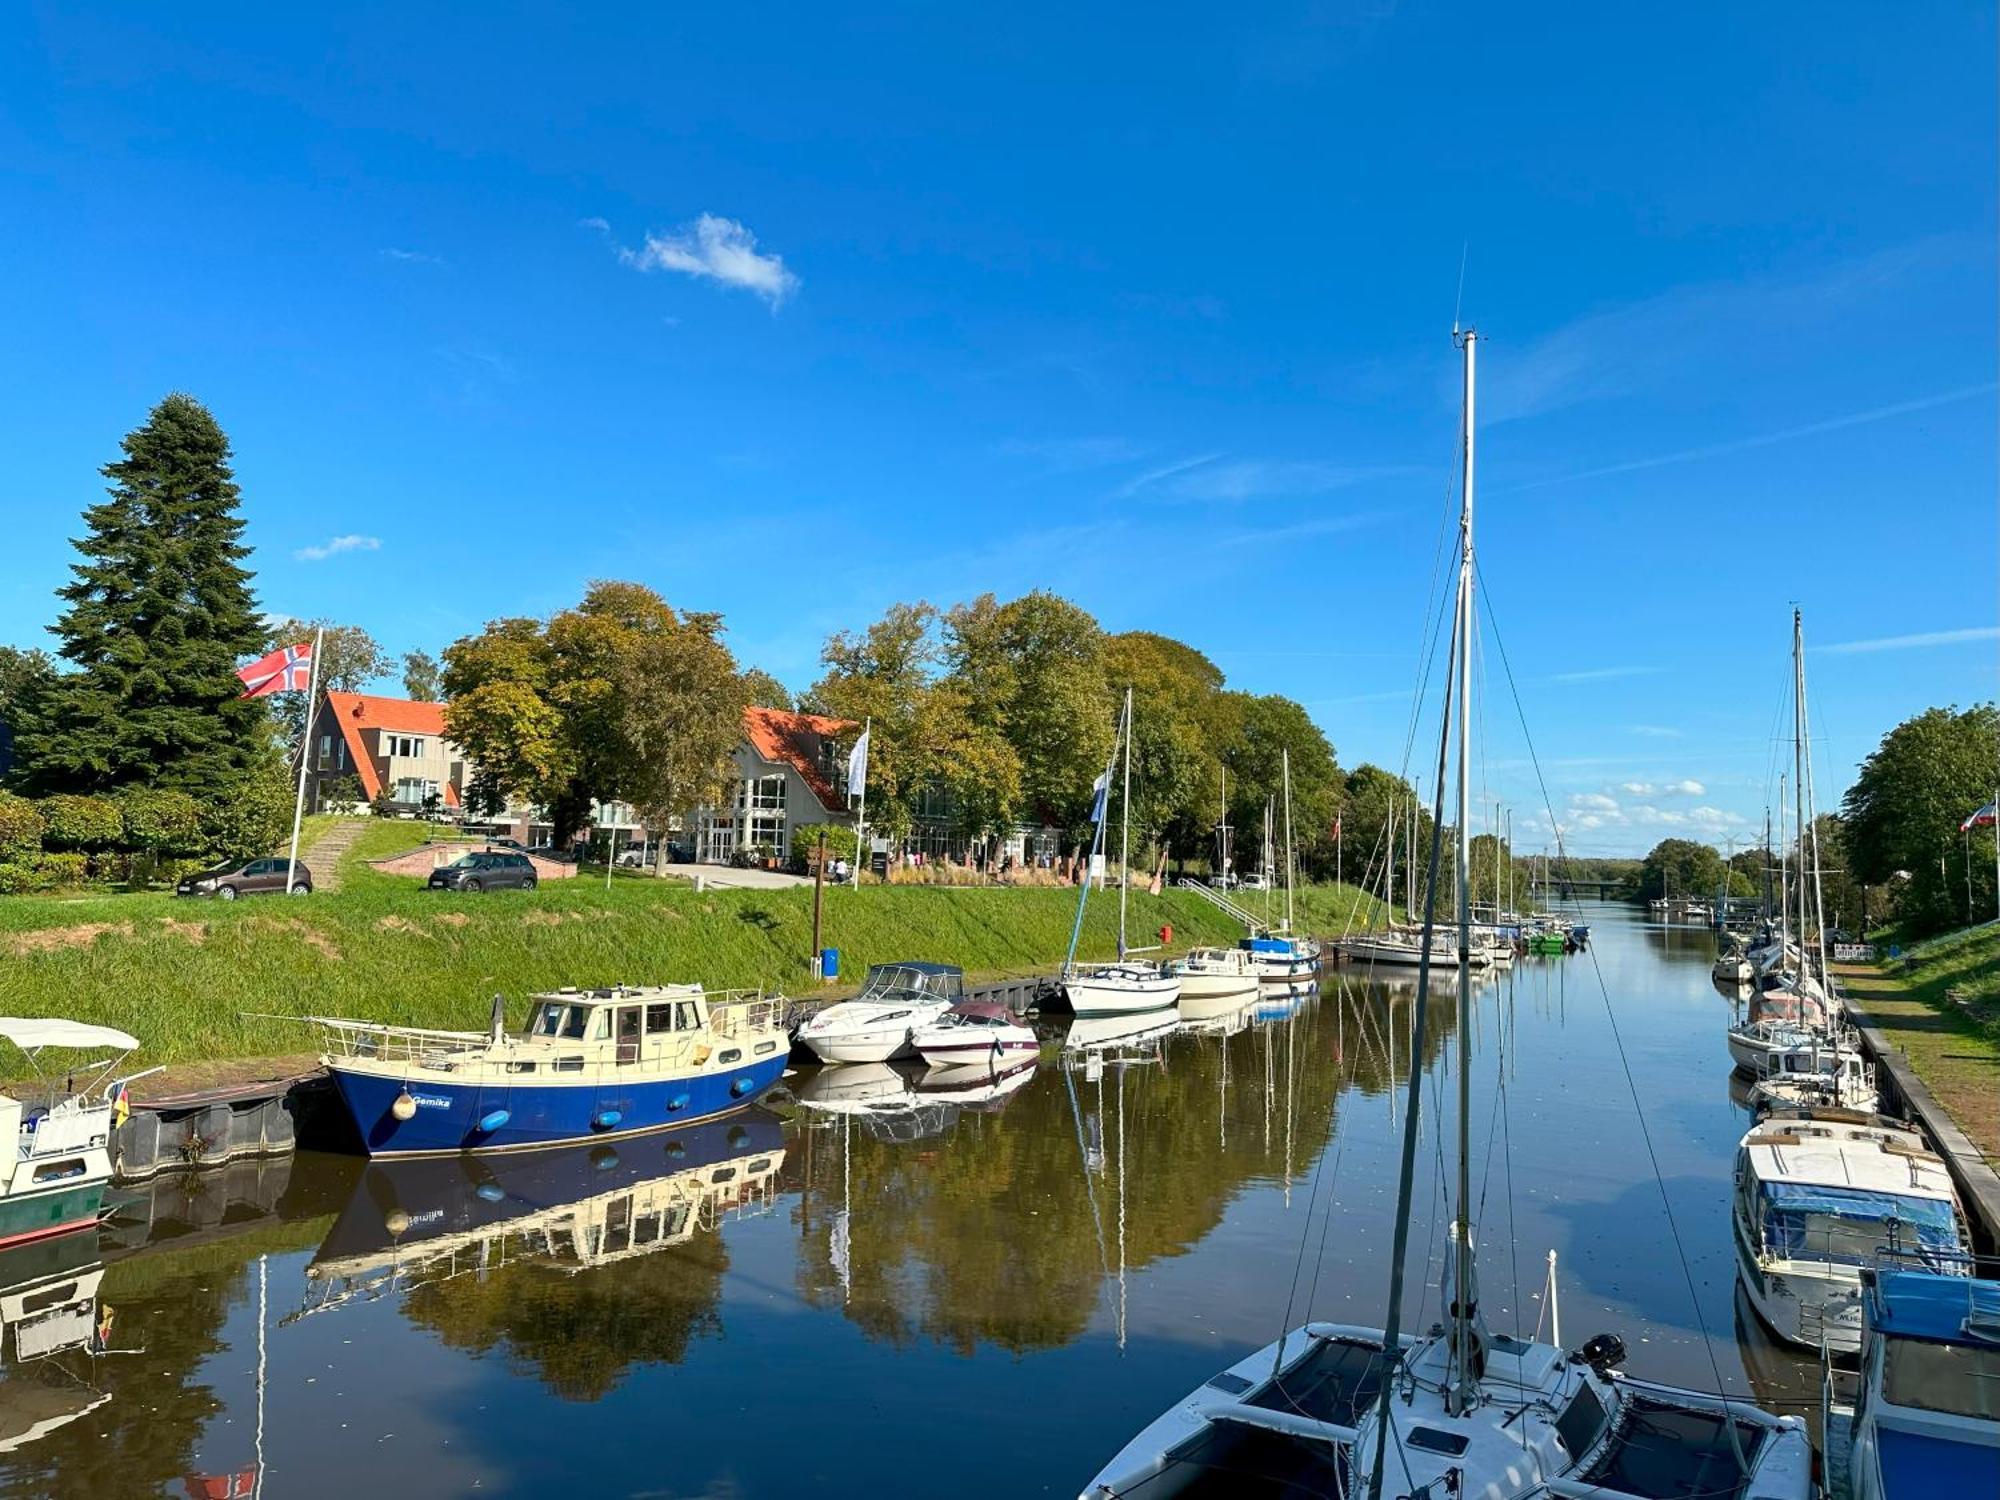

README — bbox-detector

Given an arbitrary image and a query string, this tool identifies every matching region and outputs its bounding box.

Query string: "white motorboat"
[1,1018,142,1250]
[1339,926,1490,970]
[796,960,965,1064]
[1079,327,1812,1500]
[1173,947,1260,1015]
[1747,1036,1879,1116]
[1822,1269,2000,1499]
[1734,1107,1971,1354]
[1726,982,1838,1076]
[910,1001,1040,1068]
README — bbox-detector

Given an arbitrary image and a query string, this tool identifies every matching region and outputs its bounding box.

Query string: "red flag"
[237,640,314,698]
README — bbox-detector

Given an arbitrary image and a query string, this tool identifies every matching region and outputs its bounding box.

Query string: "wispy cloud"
[1627,724,1683,739]
[295,534,381,562]
[1511,383,1996,492]
[1214,511,1397,548]
[1550,665,1660,684]
[1118,454,1415,503]
[1817,625,2000,655]
[611,214,799,308]
[1620,778,1706,797]
[997,436,1147,479]
[379,247,446,267]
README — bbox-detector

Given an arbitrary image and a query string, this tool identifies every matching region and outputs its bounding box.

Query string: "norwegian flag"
[1960,801,1998,833]
[237,640,314,699]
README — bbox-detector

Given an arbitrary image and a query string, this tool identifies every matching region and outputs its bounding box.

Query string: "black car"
[427,851,538,892]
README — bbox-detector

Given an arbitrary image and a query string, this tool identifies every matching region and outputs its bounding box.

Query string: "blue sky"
[1,3,1993,855]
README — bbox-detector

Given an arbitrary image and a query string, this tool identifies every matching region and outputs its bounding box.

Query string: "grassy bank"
[1834,921,2000,1166]
[0,865,1384,1068]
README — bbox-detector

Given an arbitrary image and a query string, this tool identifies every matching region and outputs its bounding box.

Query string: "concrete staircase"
[300,817,371,892]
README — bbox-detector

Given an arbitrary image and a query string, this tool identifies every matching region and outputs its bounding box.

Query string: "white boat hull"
[797,999,953,1064]
[1177,971,1260,1005]
[1063,970,1181,1016]
[912,1031,1039,1067]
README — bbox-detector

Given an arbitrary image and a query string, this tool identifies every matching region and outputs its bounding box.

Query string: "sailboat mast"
[1451,326,1478,1416]
[1119,686,1133,960]
[1282,749,1296,933]
[1792,610,1809,960]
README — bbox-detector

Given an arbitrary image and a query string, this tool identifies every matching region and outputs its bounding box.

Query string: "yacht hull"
[1062,973,1181,1016]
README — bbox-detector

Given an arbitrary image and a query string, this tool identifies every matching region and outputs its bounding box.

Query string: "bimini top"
[1870,1269,2000,1346]
[0,1017,140,1053]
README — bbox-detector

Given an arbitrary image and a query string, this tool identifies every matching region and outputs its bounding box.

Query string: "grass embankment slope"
[1835,922,2000,1166]
[0,828,1384,1069]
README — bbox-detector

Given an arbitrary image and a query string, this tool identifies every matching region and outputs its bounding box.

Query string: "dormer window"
[385,733,425,758]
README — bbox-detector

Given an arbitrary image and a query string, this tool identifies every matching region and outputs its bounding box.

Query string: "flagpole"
[284,628,322,895]
[852,716,871,889]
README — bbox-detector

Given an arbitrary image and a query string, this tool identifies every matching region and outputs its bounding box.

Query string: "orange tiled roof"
[744,705,856,811]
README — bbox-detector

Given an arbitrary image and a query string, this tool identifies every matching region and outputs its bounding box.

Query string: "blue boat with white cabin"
[1824,1269,2000,1498]
[314,984,789,1156]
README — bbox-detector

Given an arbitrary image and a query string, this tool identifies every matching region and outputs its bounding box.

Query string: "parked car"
[666,839,695,864]
[482,836,527,852]
[177,857,314,900]
[427,851,538,893]
[525,844,576,863]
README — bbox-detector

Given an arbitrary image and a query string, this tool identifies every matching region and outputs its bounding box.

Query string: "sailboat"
[1062,688,1184,1017]
[1078,329,1811,1500]
[1242,750,1322,984]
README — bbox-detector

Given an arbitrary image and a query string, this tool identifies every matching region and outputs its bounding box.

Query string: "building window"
[747,775,786,811]
[317,734,333,770]
[394,778,438,805]
[747,814,786,857]
[385,734,425,758]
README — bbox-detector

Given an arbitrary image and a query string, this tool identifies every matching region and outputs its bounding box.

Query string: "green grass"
[0,872,1385,1067]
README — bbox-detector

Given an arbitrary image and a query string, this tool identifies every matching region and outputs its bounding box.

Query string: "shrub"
[199,761,294,862]
[33,852,92,888]
[316,773,366,812]
[789,823,857,872]
[115,788,205,855]
[38,793,124,851]
[0,792,43,864]
[0,861,46,894]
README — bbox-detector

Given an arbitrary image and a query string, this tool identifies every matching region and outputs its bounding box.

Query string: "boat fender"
[730,1076,755,1097]
[727,1125,750,1150]
[384,1209,411,1236]
[391,1091,418,1121]
[592,1109,623,1130]
[476,1183,505,1203]
[477,1108,512,1133]
[665,1139,686,1159]
[667,1093,690,1112]
[590,1147,619,1171]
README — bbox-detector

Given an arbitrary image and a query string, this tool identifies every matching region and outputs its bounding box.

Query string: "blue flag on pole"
[1089,768,1111,825]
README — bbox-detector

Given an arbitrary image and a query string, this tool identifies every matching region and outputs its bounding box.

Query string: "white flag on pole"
[1088,767,1112,825]
[846,726,871,801]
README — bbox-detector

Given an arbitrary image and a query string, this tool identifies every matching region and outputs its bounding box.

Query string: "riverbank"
[1832,922,2000,1168]
[0,875,1385,1070]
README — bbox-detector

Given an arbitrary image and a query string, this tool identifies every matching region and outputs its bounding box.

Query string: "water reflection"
[0,1235,113,1455]
[0,905,1822,1499]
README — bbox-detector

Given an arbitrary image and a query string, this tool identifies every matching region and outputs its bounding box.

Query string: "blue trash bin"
[821,947,839,980]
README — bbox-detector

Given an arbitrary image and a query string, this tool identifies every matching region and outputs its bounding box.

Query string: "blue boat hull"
[329,1054,789,1155]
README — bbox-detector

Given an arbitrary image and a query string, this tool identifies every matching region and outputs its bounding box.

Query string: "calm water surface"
[1,903,1816,1497]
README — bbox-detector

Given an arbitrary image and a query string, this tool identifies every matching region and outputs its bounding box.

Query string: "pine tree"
[15,394,274,799]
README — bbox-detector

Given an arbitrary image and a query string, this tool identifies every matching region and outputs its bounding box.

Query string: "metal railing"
[1175,877,1261,929]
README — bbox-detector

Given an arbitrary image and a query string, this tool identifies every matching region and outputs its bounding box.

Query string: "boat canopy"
[0,1017,140,1052]
[859,962,965,1002]
[1758,1181,1963,1261]
[946,1001,1015,1024]
[1871,1269,2000,1346]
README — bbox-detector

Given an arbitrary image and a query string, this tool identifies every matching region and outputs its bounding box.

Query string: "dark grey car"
[177,856,314,899]
[427,851,538,893]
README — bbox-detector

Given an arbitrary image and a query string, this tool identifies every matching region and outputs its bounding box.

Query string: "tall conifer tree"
[16,394,272,798]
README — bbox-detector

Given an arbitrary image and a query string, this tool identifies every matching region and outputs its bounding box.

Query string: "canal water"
[1,902,1817,1497]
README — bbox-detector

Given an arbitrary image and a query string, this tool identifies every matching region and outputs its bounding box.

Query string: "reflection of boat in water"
[299,1109,786,1311]
[0,1233,112,1453]
[1253,981,1315,1023]
[793,1064,960,1143]
[913,1059,1038,1110]
[1064,1010,1179,1056]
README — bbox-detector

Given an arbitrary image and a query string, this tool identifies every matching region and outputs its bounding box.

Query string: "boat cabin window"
[677,1001,700,1030]
[646,1004,675,1033]
[1757,1184,1961,1266]
[534,1003,591,1040]
[617,1008,642,1043]
[1881,1337,2000,1420]
[1555,1382,1609,1456]
[591,1010,612,1041]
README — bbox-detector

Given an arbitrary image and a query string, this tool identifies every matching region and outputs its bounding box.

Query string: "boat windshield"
[1880,1336,2000,1420]
[860,965,962,1004]
[1759,1183,1963,1266]
[532,1003,592,1040]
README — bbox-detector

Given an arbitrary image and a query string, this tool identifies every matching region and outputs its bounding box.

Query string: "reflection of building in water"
[0,1235,113,1454]
[298,1112,786,1317]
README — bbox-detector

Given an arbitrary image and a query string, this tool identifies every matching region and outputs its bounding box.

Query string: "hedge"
[0,793,43,864]
[114,788,205,855]
[38,793,125,852]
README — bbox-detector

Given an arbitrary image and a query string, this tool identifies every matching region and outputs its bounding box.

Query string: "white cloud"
[616,214,799,307]
[1550,665,1659,684]
[1619,781,1655,796]
[1817,625,2000,655]
[1627,724,1683,739]
[1667,779,1706,796]
[379,247,446,267]
[1117,454,1415,503]
[1571,792,1620,812]
[295,534,381,562]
